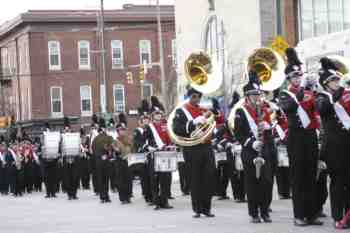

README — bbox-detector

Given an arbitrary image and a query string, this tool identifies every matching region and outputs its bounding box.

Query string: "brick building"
[0,4,176,127]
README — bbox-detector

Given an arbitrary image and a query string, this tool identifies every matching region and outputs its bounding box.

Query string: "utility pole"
[100,0,107,114]
[156,0,166,109]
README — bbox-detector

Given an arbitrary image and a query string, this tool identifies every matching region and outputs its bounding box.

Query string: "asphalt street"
[0,180,344,233]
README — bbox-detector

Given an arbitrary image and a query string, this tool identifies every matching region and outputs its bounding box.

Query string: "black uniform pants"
[80,157,90,189]
[115,159,132,202]
[97,159,112,201]
[184,144,215,214]
[63,159,80,198]
[44,160,58,196]
[0,164,8,194]
[322,134,350,221]
[178,161,190,194]
[288,129,319,220]
[151,171,171,207]
[14,168,24,195]
[276,166,291,198]
[129,163,152,202]
[24,161,35,193]
[91,156,99,194]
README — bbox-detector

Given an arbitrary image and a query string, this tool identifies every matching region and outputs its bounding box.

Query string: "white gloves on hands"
[148,146,157,152]
[193,116,206,125]
[318,160,327,170]
[252,140,263,152]
[253,157,265,166]
[217,144,224,152]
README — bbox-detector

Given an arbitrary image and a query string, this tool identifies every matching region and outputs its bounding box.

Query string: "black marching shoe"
[162,204,174,209]
[154,205,161,210]
[261,215,272,223]
[105,199,111,203]
[193,213,201,218]
[307,217,323,226]
[251,217,261,223]
[294,218,308,227]
[202,211,215,218]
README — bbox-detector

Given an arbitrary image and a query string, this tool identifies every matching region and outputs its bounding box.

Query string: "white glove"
[253,157,265,166]
[217,144,224,152]
[318,160,327,170]
[193,116,206,125]
[252,140,263,152]
[225,142,234,150]
[148,146,157,152]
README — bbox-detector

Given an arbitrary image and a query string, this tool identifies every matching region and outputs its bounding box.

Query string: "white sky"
[0,0,174,23]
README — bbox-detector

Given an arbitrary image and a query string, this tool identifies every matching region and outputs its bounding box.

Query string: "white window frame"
[78,40,91,70]
[80,85,92,117]
[142,83,153,99]
[50,86,63,118]
[139,40,152,66]
[111,40,124,69]
[113,84,126,113]
[48,41,61,71]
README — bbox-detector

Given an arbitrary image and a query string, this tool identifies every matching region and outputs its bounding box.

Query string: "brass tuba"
[246,47,286,91]
[167,52,222,147]
[228,47,286,131]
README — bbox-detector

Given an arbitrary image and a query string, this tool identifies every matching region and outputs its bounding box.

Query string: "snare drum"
[127,153,147,167]
[154,151,178,172]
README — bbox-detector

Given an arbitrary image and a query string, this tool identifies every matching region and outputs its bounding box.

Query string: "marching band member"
[213,122,238,201]
[10,143,24,197]
[173,88,216,218]
[234,76,274,223]
[61,119,80,200]
[23,141,36,193]
[316,58,350,229]
[89,117,100,195]
[92,118,115,203]
[132,115,153,203]
[0,143,8,195]
[114,123,133,204]
[80,128,91,190]
[42,123,59,199]
[272,106,291,200]
[145,108,174,210]
[32,138,43,192]
[279,48,322,226]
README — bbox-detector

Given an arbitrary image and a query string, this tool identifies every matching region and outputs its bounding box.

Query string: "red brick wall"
[28,22,175,130]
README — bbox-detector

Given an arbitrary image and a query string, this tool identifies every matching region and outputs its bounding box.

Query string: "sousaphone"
[167,52,223,147]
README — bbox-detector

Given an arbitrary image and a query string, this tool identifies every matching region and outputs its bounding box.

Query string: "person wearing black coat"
[315,57,350,229]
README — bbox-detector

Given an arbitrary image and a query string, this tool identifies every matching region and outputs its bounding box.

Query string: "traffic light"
[139,64,145,82]
[126,71,133,84]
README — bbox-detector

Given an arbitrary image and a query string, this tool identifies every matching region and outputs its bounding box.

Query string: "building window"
[300,0,350,40]
[50,86,63,117]
[111,40,124,69]
[171,39,177,67]
[113,84,125,113]
[139,40,151,65]
[329,0,343,33]
[344,1,350,29]
[80,85,92,116]
[142,83,153,99]
[48,41,61,70]
[78,40,90,69]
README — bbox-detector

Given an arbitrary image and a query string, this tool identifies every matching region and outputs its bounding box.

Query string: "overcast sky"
[0,0,174,23]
